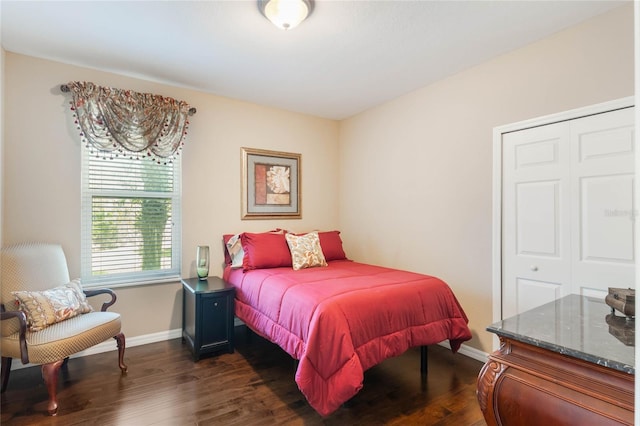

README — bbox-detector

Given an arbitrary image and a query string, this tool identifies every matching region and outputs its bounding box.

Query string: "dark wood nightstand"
[181,276,235,361]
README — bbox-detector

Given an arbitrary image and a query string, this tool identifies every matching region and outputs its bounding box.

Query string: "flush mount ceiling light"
[258,0,314,30]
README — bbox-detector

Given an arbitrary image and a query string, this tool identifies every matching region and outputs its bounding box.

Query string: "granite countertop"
[487,294,635,375]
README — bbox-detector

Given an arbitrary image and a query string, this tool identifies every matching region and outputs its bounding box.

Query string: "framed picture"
[241,147,301,220]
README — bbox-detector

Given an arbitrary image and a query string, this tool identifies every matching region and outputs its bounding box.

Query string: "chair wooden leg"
[41,359,64,416]
[114,333,128,373]
[1,357,12,393]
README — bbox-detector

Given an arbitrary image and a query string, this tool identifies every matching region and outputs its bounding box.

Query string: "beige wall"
[339,4,634,353]
[2,53,339,337]
[1,48,4,248]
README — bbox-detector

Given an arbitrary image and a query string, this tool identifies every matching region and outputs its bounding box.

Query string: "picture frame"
[241,147,301,220]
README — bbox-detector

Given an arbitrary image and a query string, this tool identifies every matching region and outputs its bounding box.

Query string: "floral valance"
[65,81,193,163]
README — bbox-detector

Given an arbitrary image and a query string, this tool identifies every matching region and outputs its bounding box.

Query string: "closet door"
[502,106,635,318]
[570,107,635,297]
[502,123,572,319]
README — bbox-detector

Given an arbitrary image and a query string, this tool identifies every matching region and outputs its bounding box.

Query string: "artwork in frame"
[241,147,301,220]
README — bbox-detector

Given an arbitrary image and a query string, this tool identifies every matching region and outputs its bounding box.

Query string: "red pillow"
[223,229,285,266]
[318,231,347,261]
[241,231,292,270]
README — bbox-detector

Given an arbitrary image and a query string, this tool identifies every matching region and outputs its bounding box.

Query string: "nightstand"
[181,276,235,361]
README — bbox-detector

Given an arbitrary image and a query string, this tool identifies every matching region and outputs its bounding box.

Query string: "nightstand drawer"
[200,293,232,347]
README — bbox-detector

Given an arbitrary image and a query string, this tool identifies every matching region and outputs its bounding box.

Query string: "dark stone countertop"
[487,294,634,375]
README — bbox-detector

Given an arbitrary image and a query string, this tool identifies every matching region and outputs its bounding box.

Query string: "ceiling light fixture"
[258,0,314,30]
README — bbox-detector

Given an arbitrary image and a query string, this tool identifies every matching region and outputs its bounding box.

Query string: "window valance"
[64,81,193,163]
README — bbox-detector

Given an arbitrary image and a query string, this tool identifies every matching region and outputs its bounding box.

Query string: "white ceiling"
[0,1,628,120]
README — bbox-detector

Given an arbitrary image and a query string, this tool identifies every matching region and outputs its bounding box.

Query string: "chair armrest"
[0,306,29,364]
[84,288,118,312]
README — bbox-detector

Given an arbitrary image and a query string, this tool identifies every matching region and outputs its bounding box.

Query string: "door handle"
[530,265,538,271]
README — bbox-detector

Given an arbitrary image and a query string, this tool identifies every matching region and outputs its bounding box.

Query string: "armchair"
[0,243,127,416]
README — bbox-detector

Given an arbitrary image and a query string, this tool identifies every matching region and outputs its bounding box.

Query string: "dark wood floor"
[1,327,487,425]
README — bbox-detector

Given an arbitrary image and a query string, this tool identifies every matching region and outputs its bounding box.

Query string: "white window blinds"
[81,152,181,287]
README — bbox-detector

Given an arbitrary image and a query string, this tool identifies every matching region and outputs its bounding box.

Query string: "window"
[81,152,181,287]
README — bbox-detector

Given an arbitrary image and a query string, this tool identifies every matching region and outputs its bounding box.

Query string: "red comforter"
[224,260,472,416]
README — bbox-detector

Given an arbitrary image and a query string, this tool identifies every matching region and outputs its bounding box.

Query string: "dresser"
[182,277,235,361]
[477,295,634,425]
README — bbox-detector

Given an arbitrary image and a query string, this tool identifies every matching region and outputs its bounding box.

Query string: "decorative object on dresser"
[477,295,634,425]
[605,287,635,318]
[605,313,634,347]
[182,277,235,361]
[0,243,127,416]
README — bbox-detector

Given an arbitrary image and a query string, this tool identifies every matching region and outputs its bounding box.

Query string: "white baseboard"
[10,328,183,371]
[437,341,489,364]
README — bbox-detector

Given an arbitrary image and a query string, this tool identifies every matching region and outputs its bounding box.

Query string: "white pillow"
[226,233,244,268]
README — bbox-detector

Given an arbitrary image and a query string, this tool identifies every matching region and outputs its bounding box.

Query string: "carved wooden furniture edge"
[488,339,633,410]
[478,335,634,426]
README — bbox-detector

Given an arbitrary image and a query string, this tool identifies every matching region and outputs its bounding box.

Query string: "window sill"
[82,275,182,290]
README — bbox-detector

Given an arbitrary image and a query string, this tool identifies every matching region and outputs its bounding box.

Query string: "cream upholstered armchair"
[0,243,127,416]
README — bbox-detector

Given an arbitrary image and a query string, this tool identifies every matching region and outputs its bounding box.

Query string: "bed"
[222,230,472,416]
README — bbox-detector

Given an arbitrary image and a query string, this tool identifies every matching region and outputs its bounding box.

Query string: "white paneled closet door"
[570,108,635,297]
[502,106,635,318]
[502,123,572,319]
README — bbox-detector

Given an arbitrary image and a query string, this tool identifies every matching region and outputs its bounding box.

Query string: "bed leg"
[420,345,428,378]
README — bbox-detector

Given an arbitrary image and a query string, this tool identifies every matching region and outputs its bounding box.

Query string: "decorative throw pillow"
[318,230,348,261]
[12,279,93,332]
[225,234,244,269]
[285,231,328,271]
[223,234,235,266]
[241,230,292,271]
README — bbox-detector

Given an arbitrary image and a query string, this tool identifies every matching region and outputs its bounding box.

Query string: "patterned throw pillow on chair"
[12,279,93,331]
